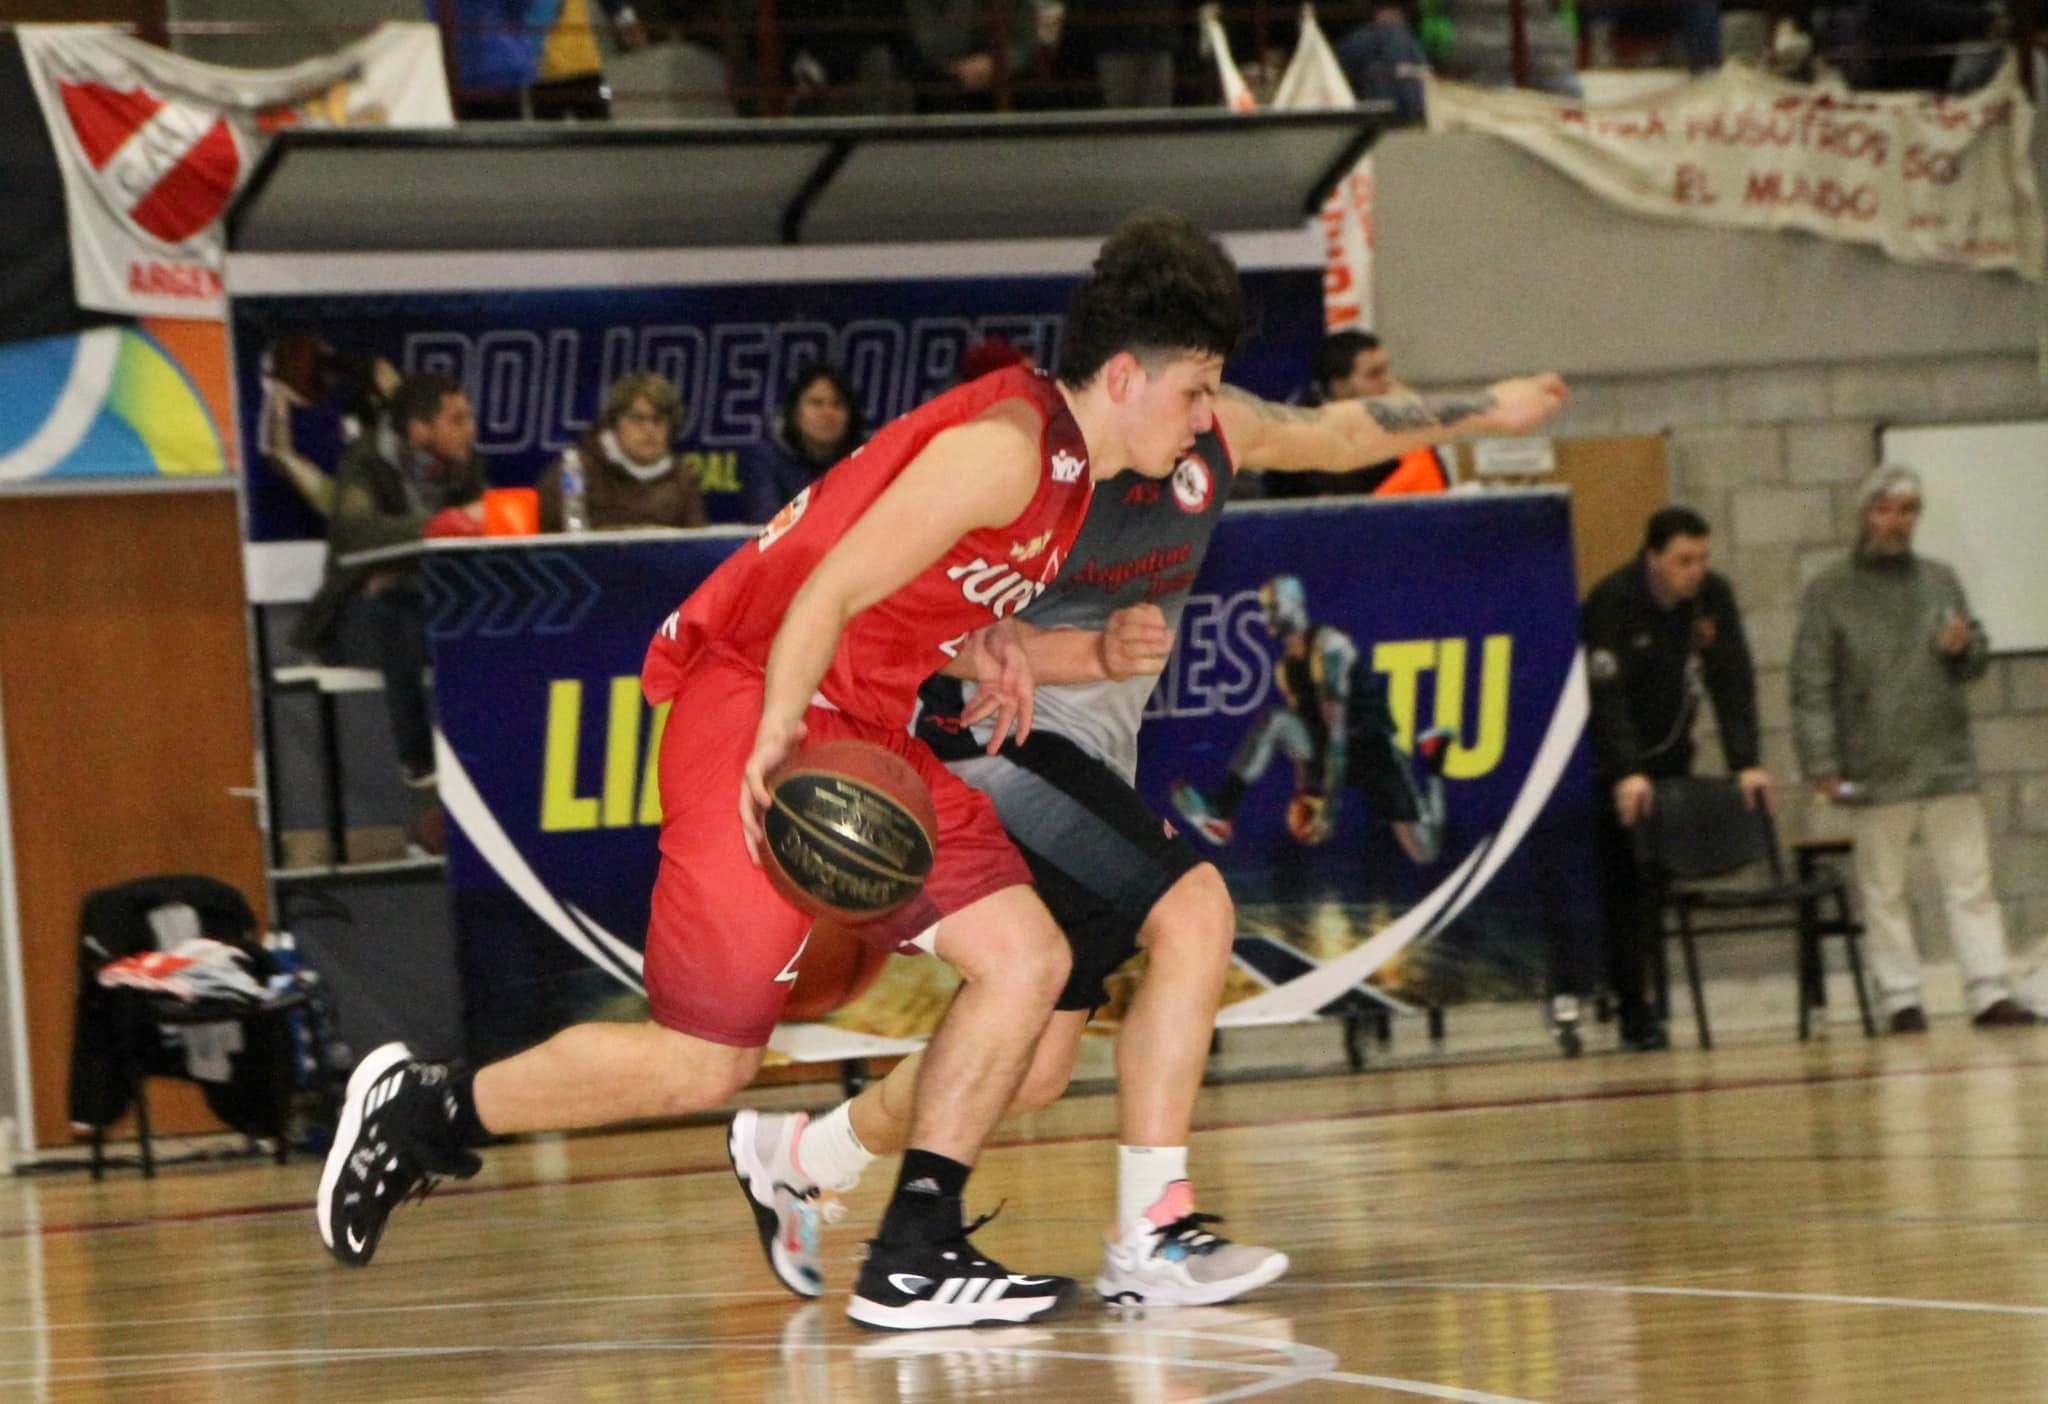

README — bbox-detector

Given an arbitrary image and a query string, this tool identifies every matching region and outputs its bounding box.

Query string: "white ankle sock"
[791,1102,875,1192]
[1118,1144,1190,1229]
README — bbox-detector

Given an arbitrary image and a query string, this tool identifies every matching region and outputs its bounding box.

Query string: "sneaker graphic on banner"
[1169,782,1234,846]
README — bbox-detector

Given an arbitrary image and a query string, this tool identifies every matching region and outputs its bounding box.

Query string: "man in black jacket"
[1581,505,1774,1049]
[294,374,486,797]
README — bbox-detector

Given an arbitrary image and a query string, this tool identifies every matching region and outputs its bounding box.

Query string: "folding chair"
[1635,776,1877,1049]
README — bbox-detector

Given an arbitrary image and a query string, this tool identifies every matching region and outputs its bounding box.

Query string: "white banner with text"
[1427,58,2043,281]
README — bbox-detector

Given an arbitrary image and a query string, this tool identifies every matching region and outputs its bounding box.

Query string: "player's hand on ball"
[1480,373,1569,435]
[1101,603,1173,680]
[741,714,808,865]
[958,618,1035,753]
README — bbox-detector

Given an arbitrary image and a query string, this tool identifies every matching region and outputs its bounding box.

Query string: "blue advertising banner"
[420,493,1594,1068]
[227,262,1323,559]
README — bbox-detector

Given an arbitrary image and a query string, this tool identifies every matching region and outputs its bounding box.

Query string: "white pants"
[1851,793,2013,1016]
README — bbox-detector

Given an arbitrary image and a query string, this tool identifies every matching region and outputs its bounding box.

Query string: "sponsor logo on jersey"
[1067,544,1194,594]
[1124,481,1162,506]
[756,485,811,552]
[946,557,1047,619]
[1010,529,1052,563]
[1171,455,1214,513]
[1050,449,1087,484]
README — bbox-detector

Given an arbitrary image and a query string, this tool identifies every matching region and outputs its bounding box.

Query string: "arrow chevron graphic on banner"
[423,549,607,642]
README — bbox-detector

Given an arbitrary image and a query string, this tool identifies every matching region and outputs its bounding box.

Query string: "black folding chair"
[1635,777,1877,1049]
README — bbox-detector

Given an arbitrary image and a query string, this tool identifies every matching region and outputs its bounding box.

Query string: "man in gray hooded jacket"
[1791,465,2035,1034]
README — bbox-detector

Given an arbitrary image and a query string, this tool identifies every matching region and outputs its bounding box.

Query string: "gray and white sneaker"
[728,1110,841,1299]
[316,1042,480,1267]
[1095,1212,1289,1307]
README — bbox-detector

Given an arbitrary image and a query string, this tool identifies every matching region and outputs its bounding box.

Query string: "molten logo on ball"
[763,741,938,924]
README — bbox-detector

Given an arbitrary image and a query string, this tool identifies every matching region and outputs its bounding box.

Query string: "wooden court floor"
[3,1026,2046,1402]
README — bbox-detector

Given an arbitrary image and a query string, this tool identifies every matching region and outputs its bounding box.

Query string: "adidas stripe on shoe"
[316,1042,480,1268]
[847,1213,1075,1331]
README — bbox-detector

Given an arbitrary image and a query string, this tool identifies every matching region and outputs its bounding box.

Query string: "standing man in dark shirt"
[1581,505,1774,1049]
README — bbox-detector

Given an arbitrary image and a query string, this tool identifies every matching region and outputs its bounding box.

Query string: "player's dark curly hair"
[1057,212,1244,388]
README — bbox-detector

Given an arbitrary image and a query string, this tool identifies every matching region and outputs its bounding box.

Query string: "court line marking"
[1296,1279,2048,1320]
[9,1053,2044,1242]
[2,1330,1543,1402]
[0,1288,792,1336]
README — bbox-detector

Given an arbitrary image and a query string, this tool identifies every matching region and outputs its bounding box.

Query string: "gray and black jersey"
[918,428,1236,781]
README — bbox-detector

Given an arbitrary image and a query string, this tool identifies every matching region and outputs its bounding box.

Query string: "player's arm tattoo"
[1217,384,1322,423]
[1362,392,1496,434]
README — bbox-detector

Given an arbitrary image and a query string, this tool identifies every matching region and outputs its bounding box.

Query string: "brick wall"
[1552,352,2048,966]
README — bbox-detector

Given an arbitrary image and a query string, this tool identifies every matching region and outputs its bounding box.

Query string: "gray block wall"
[1550,355,2048,968]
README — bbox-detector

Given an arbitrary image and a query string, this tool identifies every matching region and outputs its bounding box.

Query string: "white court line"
[9,1335,1543,1402]
[0,1287,794,1336]
[1301,1279,2048,1319]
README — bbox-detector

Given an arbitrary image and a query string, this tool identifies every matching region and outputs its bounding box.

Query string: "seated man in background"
[1582,505,1771,1051]
[1791,467,2035,1033]
[293,373,488,839]
[1259,329,1447,498]
[537,372,706,531]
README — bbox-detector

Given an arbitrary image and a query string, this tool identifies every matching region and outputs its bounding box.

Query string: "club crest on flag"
[55,79,246,250]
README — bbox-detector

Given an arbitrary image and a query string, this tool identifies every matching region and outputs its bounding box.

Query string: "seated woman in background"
[742,362,867,523]
[538,372,707,531]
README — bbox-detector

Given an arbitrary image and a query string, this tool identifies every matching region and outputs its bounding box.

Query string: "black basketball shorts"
[943,730,1208,1013]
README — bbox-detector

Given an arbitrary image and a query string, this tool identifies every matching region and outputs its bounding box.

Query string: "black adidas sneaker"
[846,1211,1076,1331]
[316,1042,481,1267]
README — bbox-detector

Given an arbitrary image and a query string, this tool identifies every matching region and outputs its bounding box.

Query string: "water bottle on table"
[559,451,589,533]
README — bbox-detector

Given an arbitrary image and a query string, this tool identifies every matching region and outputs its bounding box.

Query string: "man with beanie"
[1791,466,2036,1034]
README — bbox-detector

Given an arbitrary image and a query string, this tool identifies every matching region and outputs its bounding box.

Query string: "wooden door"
[0,488,267,1148]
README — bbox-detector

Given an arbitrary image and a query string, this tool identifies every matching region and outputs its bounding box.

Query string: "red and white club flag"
[1269,7,1376,332]
[16,23,453,320]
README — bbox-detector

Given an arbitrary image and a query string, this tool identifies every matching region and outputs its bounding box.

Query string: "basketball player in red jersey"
[317,212,1235,1329]
[731,357,1570,1308]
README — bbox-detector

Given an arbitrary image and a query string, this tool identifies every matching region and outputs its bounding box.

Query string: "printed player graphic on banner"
[414,494,1595,1069]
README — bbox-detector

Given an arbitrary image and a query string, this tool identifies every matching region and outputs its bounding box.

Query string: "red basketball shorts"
[644,650,1032,1047]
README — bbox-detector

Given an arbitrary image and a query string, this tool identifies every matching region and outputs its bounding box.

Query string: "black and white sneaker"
[316,1042,480,1267]
[846,1211,1077,1331]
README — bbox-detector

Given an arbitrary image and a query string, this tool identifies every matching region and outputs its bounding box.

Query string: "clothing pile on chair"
[97,937,271,1007]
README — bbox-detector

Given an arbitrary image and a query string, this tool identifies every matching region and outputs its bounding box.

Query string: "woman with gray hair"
[538,372,707,532]
[1789,464,2036,1033]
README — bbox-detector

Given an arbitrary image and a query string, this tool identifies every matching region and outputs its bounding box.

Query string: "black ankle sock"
[1214,773,1247,820]
[878,1149,971,1245]
[443,1069,492,1148]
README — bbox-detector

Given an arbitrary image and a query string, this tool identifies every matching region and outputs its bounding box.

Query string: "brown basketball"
[1286,793,1332,846]
[762,739,939,925]
[781,918,893,1022]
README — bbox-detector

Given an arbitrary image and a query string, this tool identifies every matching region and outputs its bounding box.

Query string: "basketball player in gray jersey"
[729,367,1568,1307]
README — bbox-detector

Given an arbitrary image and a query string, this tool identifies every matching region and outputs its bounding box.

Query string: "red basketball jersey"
[642,366,1095,728]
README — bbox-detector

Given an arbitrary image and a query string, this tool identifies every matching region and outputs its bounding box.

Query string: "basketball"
[781,918,893,1022]
[762,739,938,924]
[1286,793,1331,846]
